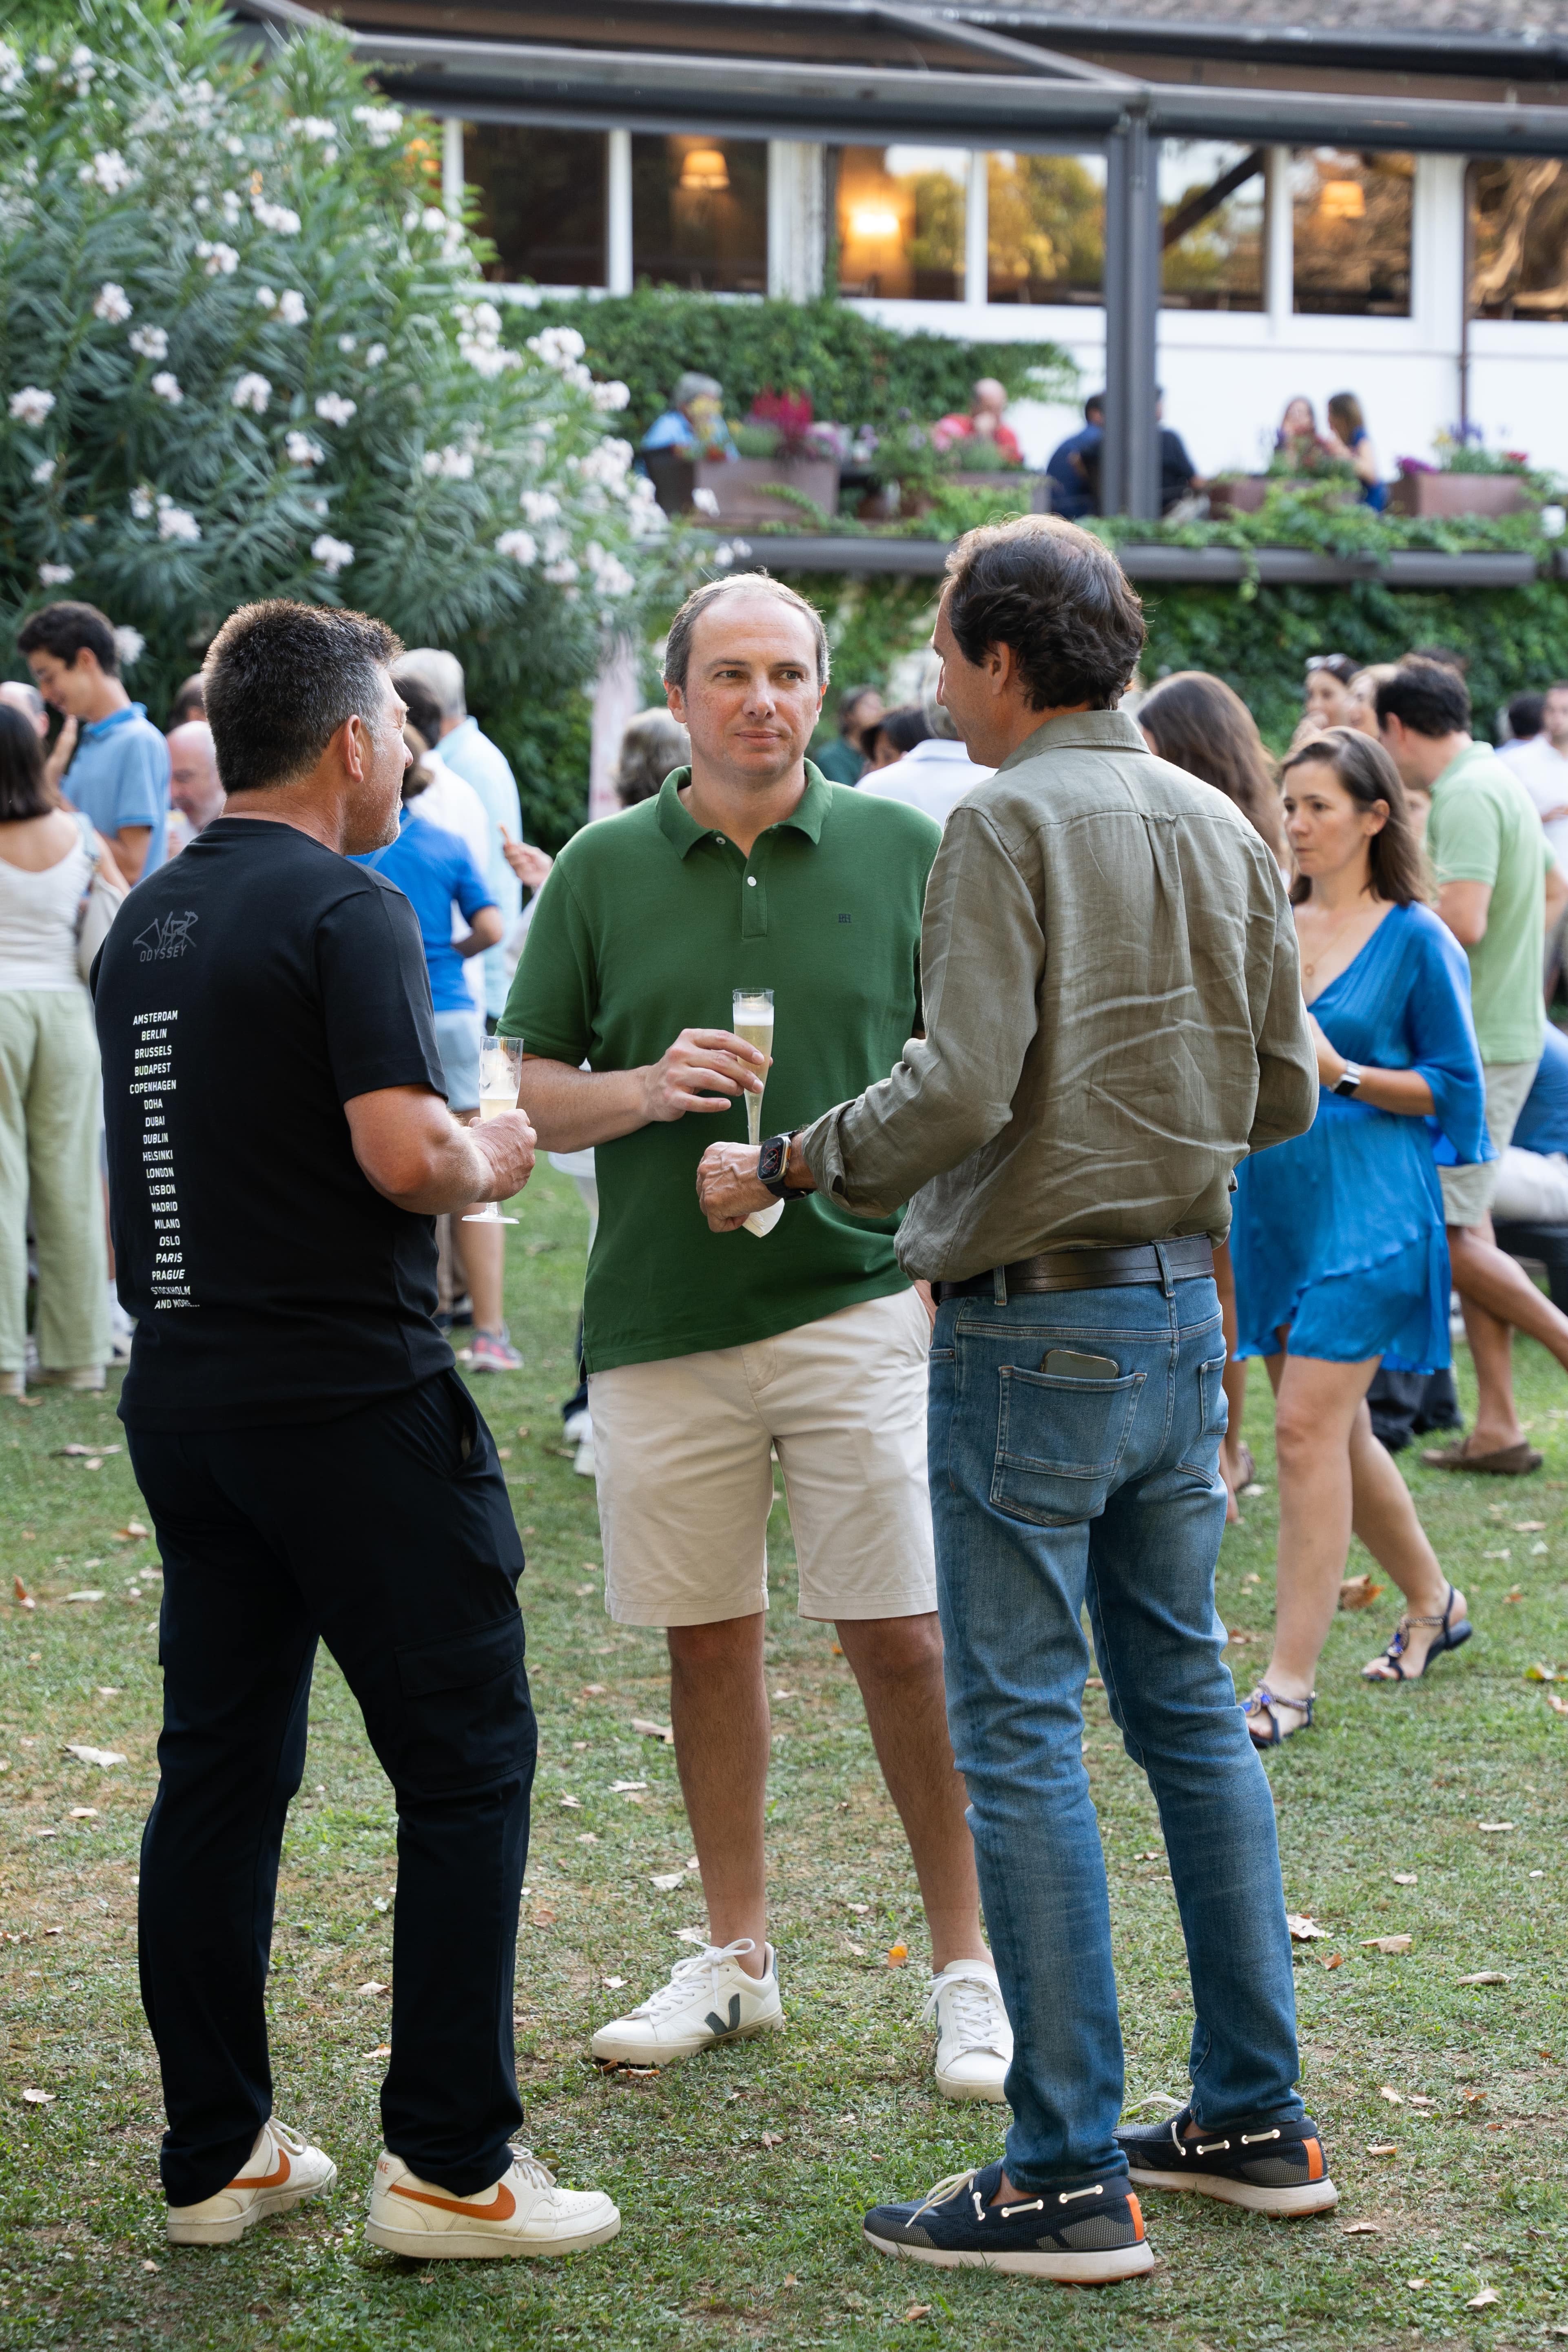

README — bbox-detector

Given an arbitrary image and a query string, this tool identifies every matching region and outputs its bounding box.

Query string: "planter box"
[644,451,839,526]
[1207,475,1271,516]
[1387,471,1528,518]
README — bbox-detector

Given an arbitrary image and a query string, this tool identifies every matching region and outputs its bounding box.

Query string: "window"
[1470,158,1568,320]
[986,151,1105,304]
[835,146,967,301]
[1292,149,1413,315]
[631,135,767,293]
[466,125,606,287]
[1159,141,1264,311]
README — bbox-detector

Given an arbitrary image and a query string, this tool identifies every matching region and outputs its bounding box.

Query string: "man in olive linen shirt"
[699,519,1330,2285]
[502,573,1015,2106]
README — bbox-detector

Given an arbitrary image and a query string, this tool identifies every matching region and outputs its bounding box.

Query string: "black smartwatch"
[757,1132,810,1202]
[1332,1062,1364,1097]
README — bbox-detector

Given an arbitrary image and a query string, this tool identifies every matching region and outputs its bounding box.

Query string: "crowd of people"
[6,522,1568,2287]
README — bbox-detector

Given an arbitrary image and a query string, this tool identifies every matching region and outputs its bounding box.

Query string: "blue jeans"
[929,1268,1303,2190]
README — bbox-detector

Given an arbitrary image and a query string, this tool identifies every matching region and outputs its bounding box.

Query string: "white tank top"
[0,828,91,992]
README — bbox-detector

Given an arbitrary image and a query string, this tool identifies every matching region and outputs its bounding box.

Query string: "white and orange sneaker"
[166,2117,337,2245]
[364,2146,621,2259]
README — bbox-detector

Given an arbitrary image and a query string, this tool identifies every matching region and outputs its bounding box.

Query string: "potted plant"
[1388,431,1532,518]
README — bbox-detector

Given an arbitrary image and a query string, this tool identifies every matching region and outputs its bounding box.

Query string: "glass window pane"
[986,151,1105,304]
[1292,149,1413,315]
[631,135,767,294]
[467,124,606,288]
[836,145,967,301]
[1470,159,1568,320]
[1160,140,1264,311]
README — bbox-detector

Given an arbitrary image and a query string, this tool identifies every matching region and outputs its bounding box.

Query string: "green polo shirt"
[1427,738,1555,1065]
[501,765,941,1372]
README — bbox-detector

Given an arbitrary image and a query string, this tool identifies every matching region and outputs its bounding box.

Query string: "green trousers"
[0,989,109,1375]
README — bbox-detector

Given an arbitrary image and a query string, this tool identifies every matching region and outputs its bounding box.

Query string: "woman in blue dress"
[1231,728,1488,1745]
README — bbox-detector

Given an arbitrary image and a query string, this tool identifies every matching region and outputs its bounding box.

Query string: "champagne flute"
[463,1032,525,1225]
[732,988,774,1148]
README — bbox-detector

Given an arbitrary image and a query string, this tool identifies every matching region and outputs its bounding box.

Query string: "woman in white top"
[0,703,123,1392]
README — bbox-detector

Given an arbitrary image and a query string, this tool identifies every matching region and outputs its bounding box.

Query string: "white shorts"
[588,1288,936,1627]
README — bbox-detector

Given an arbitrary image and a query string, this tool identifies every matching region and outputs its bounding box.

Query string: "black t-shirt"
[93,817,454,1430]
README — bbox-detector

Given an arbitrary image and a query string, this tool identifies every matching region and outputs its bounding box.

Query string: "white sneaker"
[590,1938,783,2067]
[166,2117,337,2245]
[573,1435,596,1478]
[363,2146,620,2259]
[563,1408,592,1445]
[925,1959,1013,2104]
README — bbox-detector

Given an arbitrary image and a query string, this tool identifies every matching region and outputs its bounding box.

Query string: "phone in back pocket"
[1042,1348,1121,1379]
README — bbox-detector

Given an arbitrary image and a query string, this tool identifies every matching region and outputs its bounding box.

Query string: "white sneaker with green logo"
[589,1937,782,2066]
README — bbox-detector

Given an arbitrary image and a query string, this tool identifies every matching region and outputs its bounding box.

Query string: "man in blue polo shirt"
[19,601,169,882]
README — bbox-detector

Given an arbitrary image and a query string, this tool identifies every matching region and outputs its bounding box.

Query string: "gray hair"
[0,680,45,723]
[615,708,691,807]
[673,372,723,409]
[662,574,830,695]
[396,646,466,720]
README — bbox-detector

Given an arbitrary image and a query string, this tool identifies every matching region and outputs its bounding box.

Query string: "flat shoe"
[1418,1439,1542,1475]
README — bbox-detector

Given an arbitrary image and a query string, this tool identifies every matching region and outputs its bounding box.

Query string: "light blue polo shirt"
[439,716,522,1020]
[65,703,170,873]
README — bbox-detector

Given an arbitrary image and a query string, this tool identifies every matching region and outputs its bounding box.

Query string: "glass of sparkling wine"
[732,988,774,1149]
[463,1033,525,1226]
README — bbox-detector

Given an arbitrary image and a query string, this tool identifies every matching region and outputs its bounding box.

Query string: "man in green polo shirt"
[1379,661,1568,1472]
[501,574,1012,2100]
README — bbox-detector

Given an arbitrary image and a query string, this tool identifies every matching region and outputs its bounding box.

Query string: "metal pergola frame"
[238,0,1568,517]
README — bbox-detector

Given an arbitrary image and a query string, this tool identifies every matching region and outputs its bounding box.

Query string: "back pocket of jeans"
[991,1365,1144,1526]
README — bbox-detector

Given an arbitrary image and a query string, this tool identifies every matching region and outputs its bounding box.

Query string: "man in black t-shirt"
[94,601,620,2261]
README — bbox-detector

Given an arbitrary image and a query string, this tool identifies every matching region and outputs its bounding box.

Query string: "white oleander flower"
[352,103,404,146]
[128,325,168,359]
[285,430,325,467]
[365,342,388,368]
[314,393,357,426]
[9,386,55,425]
[220,188,243,225]
[252,194,302,235]
[543,558,579,584]
[113,625,145,669]
[156,497,201,543]
[79,150,133,195]
[230,372,271,414]
[337,334,357,354]
[93,281,132,323]
[38,563,75,586]
[130,485,155,520]
[591,379,631,412]
[691,487,720,516]
[151,371,182,404]
[421,445,474,480]
[30,457,55,485]
[574,441,633,490]
[420,206,447,233]
[496,529,538,564]
[278,290,308,326]
[527,326,586,369]
[0,41,23,94]
[585,544,634,598]
[195,240,239,277]
[255,286,277,311]
[311,532,354,576]
[520,489,560,525]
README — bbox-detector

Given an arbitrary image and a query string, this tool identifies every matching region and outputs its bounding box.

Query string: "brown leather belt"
[933,1236,1215,1305]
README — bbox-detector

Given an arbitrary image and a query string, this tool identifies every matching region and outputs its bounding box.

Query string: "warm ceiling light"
[680,147,729,192]
[1319,179,1366,221]
[849,203,901,240]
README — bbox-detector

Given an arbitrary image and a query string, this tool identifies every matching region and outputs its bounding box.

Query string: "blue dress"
[1231,901,1488,1371]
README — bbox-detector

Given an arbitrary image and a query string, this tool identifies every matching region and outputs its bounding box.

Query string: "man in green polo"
[501,573,1012,2100]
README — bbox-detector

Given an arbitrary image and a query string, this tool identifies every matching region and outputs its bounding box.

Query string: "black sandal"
[1242,1684,1315,1747]
[1362,1581,1473,1683]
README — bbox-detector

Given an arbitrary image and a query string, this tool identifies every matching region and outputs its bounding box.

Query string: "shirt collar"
[995,708,1149,773]
[656,761,833,859]
[81,701,146,739]
[444,715,478,749]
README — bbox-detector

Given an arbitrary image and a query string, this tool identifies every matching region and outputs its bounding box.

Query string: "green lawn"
[3,1165,1567,2350]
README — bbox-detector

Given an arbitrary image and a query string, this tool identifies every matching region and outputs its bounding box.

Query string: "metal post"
[1103,111,1161,520]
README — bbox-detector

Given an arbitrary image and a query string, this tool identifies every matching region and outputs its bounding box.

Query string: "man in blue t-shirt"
[19,600,170,881]
[355,770,523,1374]
[1045,392,1104,520]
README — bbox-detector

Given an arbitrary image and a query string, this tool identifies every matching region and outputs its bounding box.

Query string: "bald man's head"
[168,721,225,833]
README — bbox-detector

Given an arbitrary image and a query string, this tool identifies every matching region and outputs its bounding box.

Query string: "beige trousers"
[0,989,109,1374]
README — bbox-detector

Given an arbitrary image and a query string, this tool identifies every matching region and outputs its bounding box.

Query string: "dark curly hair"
[943,516,1146,711]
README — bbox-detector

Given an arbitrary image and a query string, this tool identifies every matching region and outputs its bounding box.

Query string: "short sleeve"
[498,861,596,1062]
[112,731,169,833]
[1429,788,1501,888]
[450,844,495,924]
[315,883,447,1105]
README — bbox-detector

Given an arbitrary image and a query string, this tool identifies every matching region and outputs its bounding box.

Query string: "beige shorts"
[588,1288,937,1627]
[1439,1058,1537,1228]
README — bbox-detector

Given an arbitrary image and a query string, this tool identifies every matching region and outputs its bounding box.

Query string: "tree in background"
[0,0,688,843]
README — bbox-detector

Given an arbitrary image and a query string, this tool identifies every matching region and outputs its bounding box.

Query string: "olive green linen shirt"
[796,709,1318,1282]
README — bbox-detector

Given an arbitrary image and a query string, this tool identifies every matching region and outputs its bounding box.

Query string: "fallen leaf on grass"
[1505,1586,1525,1602]
[581,1685,607,1698]
[631,1719,674,1744]
[602,1977,625,1991]
[650,1872,684,1891]
[1483,1548,1512,1561]
[12,1576,33,1610]
[1526,1665,1559,1682]
[21,2089,54,2105]
[1321,1953,1344,1969]
[1547,1694,1568,1716]
[1533,1541,1550,1556]
[1379,2086,1404,2105]
[760,2131,783,2148]
[1240,1481,1265,1498]
[1287,1914,1329,1941]
[558,1796,582,1810]
[64,1745,126,1768]
[1342,2221,1380,2235]
[610,1780,648,1795]
[68,1807,96,1820]
[1362,1935,1413,1955]
[65,1591,106,1605]
[1368,2143,1398,2157]
[1468,2288,1500,2309]
[887,1942,909,1967]
[357,1979,389,1997]
[95,1686,120,1698]
[1513,1520,1547,1533]
[576,1833,597,1845]
[1406,2275,1427,2287]
[362,2045,391,2060]
[51,1442,119,1457]
[1409,2095,1435,2108]
[675,1926,706,1945]
[1463,2087,1487,2103]
[1457,1971,1510,1986]
[142,2259,159,2272]
[1338,1574,1384,1610]
[531,1908,557,1928]
[1392,1871,1418,1885]
[1478,1821,1515,1832]
[904,2306,933,2322]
